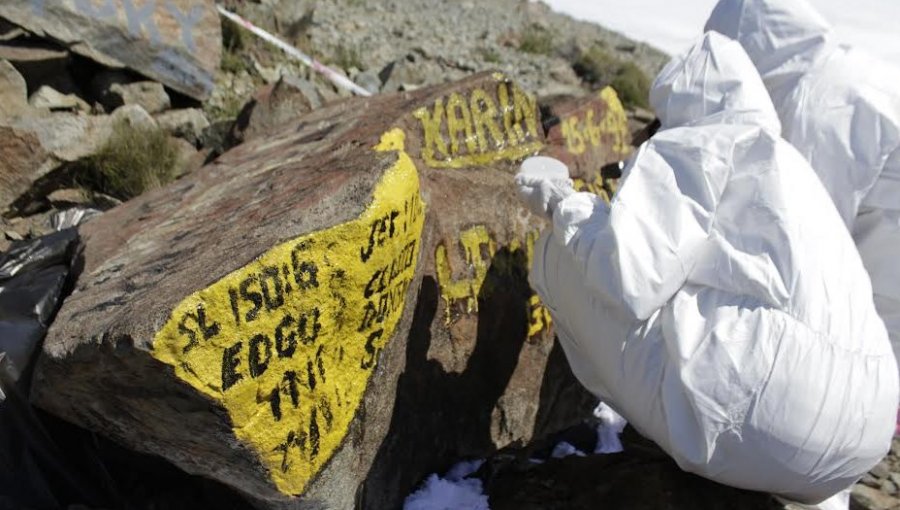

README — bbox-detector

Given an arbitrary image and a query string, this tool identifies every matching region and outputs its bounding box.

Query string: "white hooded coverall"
[524,32,898,504]
[706,0,900,367]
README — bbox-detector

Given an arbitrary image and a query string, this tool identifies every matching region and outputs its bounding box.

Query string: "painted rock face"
[32,72,631,508]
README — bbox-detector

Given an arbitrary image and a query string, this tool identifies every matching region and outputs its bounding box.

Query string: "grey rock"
[873,461,892,479]
[881,479,898,495]
[46,188,91,208]
[891,472,900,488]
[155,109,210,145]
[0,59,28,118]
[851,484,900,510]
[229,75,324,144]
[92,72,171,115]
[0,0,221,100]
[353,70,382,95]
[29,85,90,113]
[863,474,882,487]
[109,104,157,131]
[379,55,427,93]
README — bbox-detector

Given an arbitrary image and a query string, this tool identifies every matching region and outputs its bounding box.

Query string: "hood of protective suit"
[704,0,832,86]
[650,31,781,132]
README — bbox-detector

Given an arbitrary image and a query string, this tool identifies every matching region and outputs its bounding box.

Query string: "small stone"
[92,71,171,114]
[91,193,122,210]
[881,479,898,495]
[109,104,157,131]
[872,461,892,479]
[353,70,382,95]
[29,85,90,112]
[862,474,882,487]
[155,109,210,146]
[891,472,900,488]
[47,188,90,207]
[852,484,900,510]
[0,59,28,118]
[4,230,23,241]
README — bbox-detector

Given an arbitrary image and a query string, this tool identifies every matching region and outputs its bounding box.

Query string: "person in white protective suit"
[517,32,898,505]
[705,0,900,368]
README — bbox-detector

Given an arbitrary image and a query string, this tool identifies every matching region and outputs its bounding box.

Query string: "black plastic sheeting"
[0,229,77,385]
[0,222,254,510]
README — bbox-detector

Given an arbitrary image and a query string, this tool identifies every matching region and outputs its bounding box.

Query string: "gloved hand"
[515,156,576,220]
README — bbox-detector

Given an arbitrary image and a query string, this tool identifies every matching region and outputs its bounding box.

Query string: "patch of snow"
[404,460,490,510]
[550,441,586,459]
[594,402,627,454]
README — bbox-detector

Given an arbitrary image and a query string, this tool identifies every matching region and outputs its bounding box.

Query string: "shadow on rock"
[359,247,536,509]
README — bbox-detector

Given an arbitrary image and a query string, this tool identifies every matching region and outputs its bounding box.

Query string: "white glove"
[515,156,576,220]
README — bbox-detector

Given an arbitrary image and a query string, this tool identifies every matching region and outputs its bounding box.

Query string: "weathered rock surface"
[229,75,325,145]
[483,427,783,510]
[0,0,222,100]
[155,108,210,146]
[29,85,91,112]
[32,73,631,508]
[92,71,171,114]
[0,58,28,118]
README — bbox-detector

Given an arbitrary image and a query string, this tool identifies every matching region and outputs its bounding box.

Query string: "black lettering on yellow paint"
[177,304,220,354]
[249,333,272,378]
[291,243,319,290]
[221,341,243,391]
[309,407,320,460]
[361,329,383,369]
[275,314,297,358]
[298,308,321,345]
[240,275,263,323]
[261,266,285,311]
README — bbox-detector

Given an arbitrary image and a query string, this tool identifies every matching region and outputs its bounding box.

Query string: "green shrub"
[220,17,249,74]
[611,61,651,109]
[333,44,363,71]
[478,46,502,64]
[573,45,651,109]
[519,26,555,55]
[79,121,179,200]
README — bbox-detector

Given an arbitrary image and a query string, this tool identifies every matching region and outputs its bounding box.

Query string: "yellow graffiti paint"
[434,225,496,317]
[598,86,630,156]
[151,128,425,495]
[435,226,551,336]
[559,86,631,158]
[573,175,613,204]
[414,75,543,169]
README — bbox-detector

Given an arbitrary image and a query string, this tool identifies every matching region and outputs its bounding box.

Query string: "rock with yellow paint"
[31,72,631,508]
[541,87,634,203]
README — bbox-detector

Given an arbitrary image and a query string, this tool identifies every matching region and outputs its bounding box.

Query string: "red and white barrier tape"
[216,5,372,97]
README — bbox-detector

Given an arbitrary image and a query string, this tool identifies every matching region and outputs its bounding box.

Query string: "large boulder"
[31,72,632,508]
[0,0,221,100]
